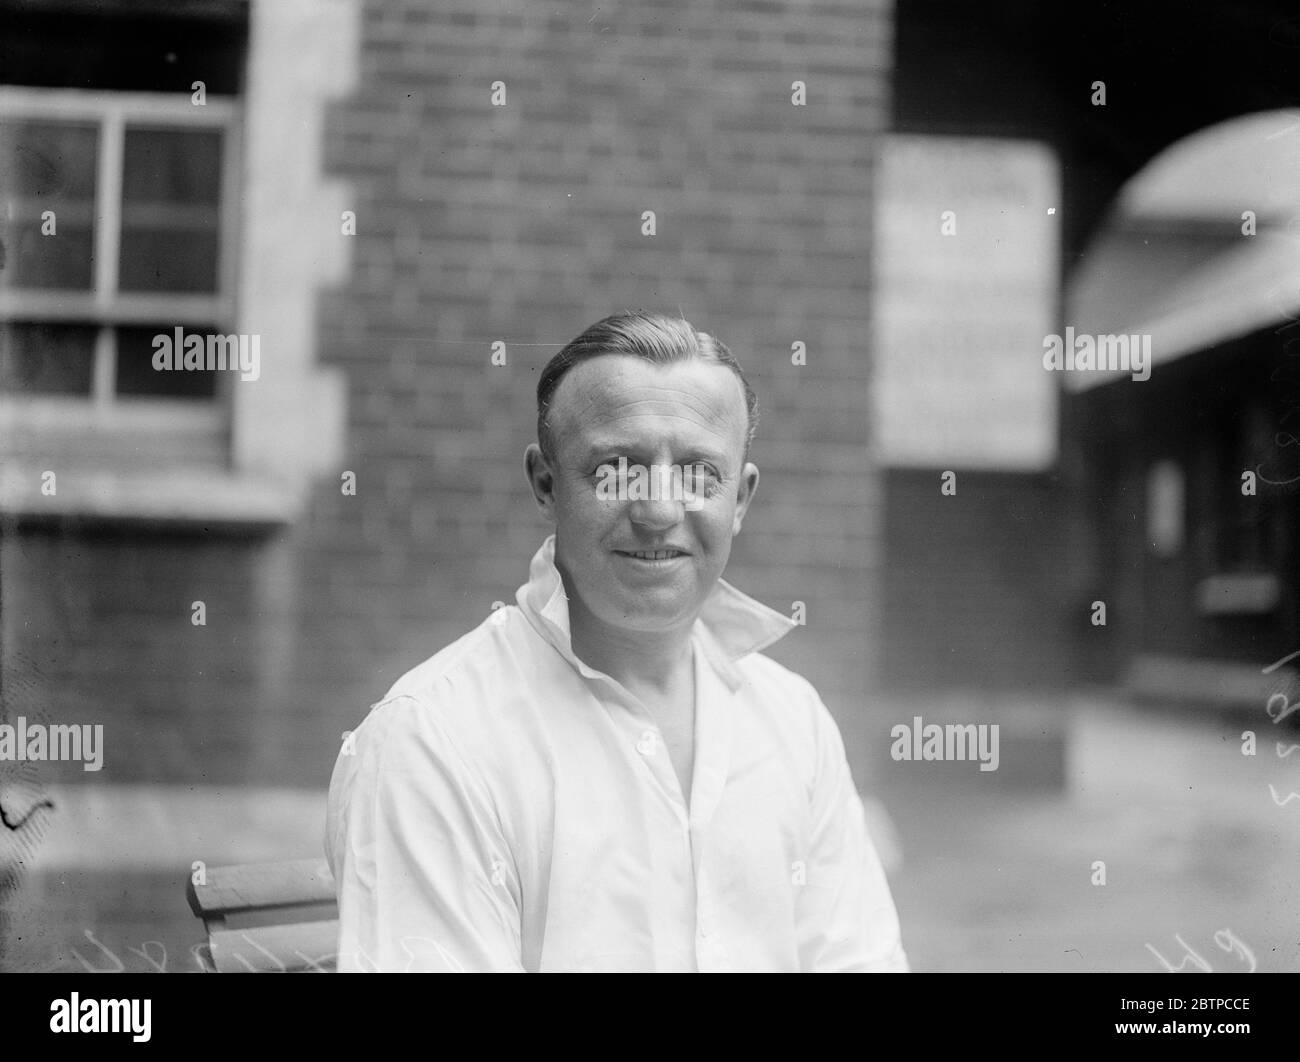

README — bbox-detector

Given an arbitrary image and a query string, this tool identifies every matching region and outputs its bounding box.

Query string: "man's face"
[525,354,759,636]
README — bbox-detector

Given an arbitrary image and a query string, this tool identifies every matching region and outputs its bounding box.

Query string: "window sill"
[1124,653,1295,709]
[0,463,302,530]
[1194,573,1280,616]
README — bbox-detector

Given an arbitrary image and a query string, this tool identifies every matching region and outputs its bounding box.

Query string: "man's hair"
[536,310,758,461]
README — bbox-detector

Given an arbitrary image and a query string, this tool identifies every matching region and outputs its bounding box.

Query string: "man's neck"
[567,603,696,698]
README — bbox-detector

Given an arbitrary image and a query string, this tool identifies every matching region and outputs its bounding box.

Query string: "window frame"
[0,85,242,435]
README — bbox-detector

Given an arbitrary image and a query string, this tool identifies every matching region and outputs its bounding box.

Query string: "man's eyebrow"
[683,446,731,466]
[575,440,732,467]
[575,440,636,463]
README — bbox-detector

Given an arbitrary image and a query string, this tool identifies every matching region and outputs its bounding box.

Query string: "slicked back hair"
[536,310,758,462]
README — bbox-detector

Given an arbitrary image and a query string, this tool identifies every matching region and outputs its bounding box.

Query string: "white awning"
[1066,233,1300,392]
[1065,108,1300,391]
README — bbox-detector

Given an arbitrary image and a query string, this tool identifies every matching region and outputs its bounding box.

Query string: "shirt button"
[636,730,657,756]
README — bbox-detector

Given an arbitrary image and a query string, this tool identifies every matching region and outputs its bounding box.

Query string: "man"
[326,310,908,972]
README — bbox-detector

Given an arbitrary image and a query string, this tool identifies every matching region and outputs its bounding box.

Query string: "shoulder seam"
[384,606,532,698]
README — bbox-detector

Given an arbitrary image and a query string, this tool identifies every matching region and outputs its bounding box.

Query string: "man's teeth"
[630,550,679,559]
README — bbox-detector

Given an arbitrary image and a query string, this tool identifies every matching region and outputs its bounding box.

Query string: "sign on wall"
[873,135,1059,470]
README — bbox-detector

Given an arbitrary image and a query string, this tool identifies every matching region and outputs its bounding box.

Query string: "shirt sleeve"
[795,689,909,972]
[326,691,525,972]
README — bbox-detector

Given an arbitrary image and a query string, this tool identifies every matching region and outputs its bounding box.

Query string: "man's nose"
[627,494,685,530]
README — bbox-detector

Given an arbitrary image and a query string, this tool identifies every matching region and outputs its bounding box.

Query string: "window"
[0,88,240,469]
[1145,458,1184,558]
[0,0,347,525]
[1214,398,1277,572]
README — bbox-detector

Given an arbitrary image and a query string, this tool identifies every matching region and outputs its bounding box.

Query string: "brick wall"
[878,469,1079,693]
[3,0,895,787]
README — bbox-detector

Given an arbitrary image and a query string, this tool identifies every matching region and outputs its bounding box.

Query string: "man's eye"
[684,465,725,494]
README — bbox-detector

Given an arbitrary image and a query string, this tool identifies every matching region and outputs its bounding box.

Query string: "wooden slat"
[221,901,338,932]
[187,858,335,919]
[209,921,339,973]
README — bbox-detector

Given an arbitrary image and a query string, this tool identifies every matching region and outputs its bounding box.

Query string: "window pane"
[118,127,222,294]
[0,322,96,394]
[0,120,97,290]
[115,325,218,399]
[1146,459,1184,557]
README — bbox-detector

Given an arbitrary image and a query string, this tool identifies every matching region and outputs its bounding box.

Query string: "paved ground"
[881,693,1300,972]
[3,691,1298,972]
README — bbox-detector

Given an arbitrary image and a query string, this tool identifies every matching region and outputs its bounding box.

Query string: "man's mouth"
[616,549,687,561]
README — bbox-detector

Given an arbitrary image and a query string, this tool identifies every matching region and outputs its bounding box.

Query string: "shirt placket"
[614,660,692,833]
[535,597,744,972]
[589,642,738,972]
[687,641,736,973]
[601,667,695,970]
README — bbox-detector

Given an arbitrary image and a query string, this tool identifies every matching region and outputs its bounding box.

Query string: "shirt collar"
[515,534,797,690]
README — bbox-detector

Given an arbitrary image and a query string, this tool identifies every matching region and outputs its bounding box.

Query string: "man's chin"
[562,556,713,633]
[601,586,703,633]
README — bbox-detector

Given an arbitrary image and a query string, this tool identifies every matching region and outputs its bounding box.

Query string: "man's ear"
[524,443,559,522]
[731,462,759,535]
